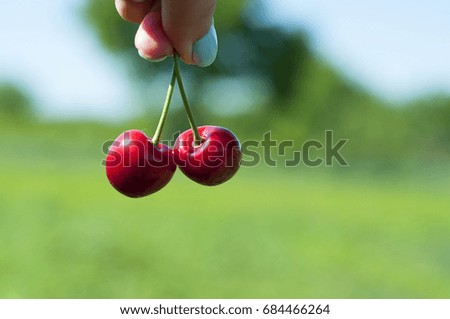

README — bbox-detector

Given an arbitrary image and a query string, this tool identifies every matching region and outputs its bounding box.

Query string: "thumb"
[162,0,217,67]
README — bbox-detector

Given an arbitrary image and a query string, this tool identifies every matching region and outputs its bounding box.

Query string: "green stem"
[173,54,202,145]
[152,63,177,145]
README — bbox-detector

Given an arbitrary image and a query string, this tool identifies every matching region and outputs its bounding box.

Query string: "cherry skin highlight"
[174,126,241,186]
[105,130,176,198]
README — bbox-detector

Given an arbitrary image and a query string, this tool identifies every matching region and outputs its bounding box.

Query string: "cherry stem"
[173,54,202,145]
[152,62,177,145]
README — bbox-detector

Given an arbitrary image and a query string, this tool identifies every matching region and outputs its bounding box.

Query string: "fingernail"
[138,50,167,62]
[192,19,218,67]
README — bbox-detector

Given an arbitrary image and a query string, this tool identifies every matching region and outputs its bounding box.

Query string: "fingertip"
[135,11,173,61]
[138,50,168,62]
[162,0,217,66]
[192,21,218,67]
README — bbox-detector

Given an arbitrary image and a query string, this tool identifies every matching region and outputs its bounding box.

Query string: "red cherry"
[105,130,176,198]
[174,126,241,186]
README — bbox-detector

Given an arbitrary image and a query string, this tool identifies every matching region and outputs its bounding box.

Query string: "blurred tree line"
[0,83,33,120]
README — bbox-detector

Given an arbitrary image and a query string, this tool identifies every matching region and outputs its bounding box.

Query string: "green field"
[0,122,449,298]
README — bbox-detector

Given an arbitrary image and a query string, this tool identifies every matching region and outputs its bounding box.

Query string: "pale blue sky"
[0,0,449,120]
[266,0,450,102]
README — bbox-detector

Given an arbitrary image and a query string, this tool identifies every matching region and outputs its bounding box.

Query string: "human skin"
[115,0,217,66]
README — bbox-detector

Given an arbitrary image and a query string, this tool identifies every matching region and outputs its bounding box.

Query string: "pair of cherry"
[105,55,241,198]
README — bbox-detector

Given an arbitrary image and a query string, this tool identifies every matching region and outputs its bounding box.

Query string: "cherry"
[174,126,241,186]
[106,130,176,197]
[105,56,178,198]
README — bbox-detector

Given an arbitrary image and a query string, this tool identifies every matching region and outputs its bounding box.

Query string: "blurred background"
[0,0,449,298]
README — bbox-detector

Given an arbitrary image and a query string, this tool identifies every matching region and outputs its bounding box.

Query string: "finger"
[135,0,173,61]
[162,0,217,66]
[115,0,154,24]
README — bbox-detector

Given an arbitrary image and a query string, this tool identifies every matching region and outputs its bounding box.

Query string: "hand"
[115,0,218,67]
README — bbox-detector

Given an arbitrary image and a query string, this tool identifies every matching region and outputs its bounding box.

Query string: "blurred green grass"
[0,121,449,298]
